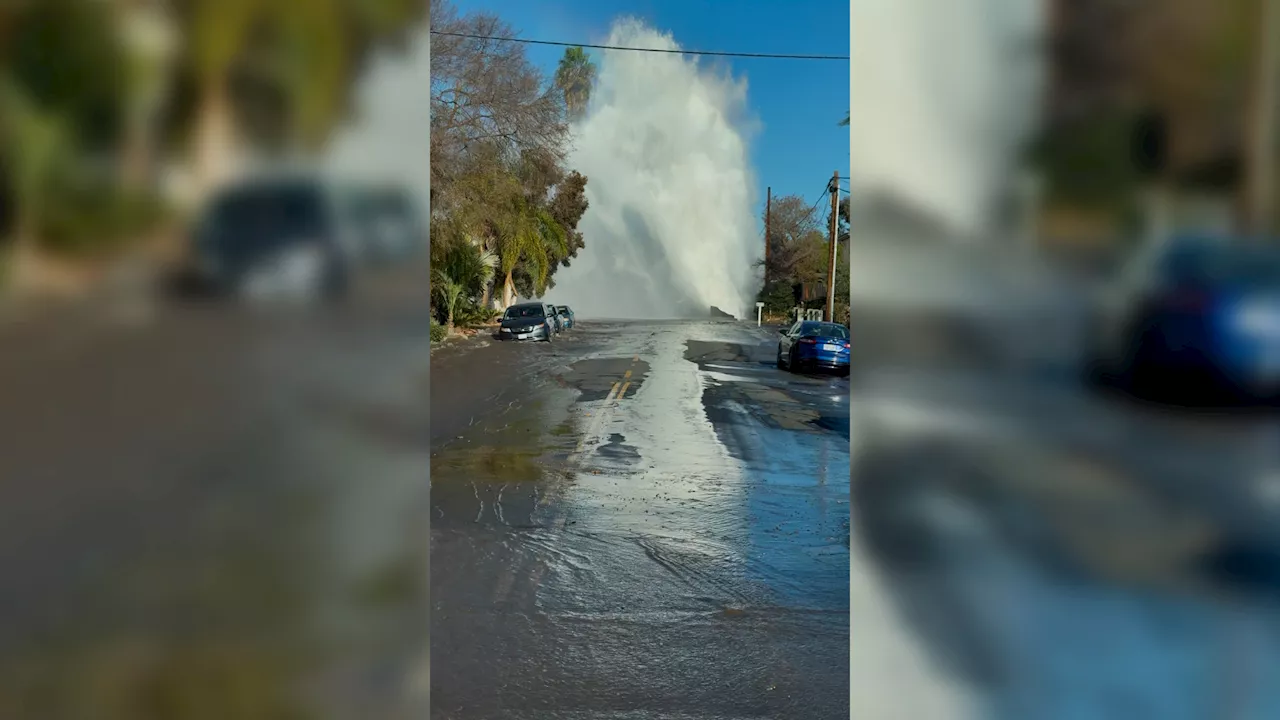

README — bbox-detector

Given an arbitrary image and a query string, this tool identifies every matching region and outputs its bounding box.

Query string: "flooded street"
[0,267,431,719]
[430,320,851,719]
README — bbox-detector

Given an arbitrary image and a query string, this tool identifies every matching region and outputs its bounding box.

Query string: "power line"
[429,31,850,61]
[807,182,832,217]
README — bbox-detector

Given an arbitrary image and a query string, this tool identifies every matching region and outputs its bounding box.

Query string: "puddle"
[557,357,652,402]
[431,393,581,531]
[683,340,757,366]
[595,433,642,464]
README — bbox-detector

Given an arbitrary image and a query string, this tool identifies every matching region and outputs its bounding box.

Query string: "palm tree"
[496,201,565,307]
[440,239,498,298]
[554,46,597,120]
[184,0,421,196]
[186,0,259,195]
[115,0,179,189]
[432,268,466,333]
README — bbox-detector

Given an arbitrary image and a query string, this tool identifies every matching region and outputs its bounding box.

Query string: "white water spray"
[547,19,760,319]
[846,0,1052,315]
[849,0,1044,238]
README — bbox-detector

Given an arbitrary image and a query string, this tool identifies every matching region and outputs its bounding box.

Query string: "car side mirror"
[778,328,788,335]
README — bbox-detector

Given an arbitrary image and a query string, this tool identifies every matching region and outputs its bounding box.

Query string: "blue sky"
[446,0,850,233]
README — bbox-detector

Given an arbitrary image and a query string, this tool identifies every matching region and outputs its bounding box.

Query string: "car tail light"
[843,342,851,349]
[799,337,817,344]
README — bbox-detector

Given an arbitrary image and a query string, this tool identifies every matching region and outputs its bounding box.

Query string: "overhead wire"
[429,30,850,60]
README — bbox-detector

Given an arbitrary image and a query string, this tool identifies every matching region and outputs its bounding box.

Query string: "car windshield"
[505,305,545,319]
[207,183,327,241]
[1159,241,1280,289]
[799,322,849,339]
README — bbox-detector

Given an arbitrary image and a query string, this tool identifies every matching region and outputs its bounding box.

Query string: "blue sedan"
[1084,236,1280,402]
[777,320,851,375]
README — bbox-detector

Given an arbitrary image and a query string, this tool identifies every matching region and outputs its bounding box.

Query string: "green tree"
[495,198,567,305]
[0,79,72,258]
[185,0,344,192]
[544,170,589,283]
[429,3,591,310]
[2,0,126,153]
[439,240,498,299]
[761,194,822,285]
[554,46,597,120]
[182,0,423,194]
[432,268,466,332]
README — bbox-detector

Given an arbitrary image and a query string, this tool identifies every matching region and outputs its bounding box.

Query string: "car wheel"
[777,344,786,368]
[788,347,800,373]
[543,323,554,343]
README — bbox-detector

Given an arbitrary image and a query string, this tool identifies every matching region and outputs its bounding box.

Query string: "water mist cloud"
[547,18,760,319]
[849,0,1044,237]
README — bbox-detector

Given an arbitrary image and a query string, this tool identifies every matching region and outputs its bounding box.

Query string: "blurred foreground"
[846,222,1280,718]
[0,263,431,718]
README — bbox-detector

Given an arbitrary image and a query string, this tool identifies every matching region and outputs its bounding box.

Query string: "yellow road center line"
[606,381,621,401]
[617,381,631,399]
[623,369,632,380]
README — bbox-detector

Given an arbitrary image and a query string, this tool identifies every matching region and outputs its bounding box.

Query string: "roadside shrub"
[39,175,171,257]
[757,280,795,316]
[454,300,498,328]
[430,320,447,343]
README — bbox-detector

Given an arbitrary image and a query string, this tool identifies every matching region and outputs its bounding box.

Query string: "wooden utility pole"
[764,186,772,285]
[1244,0,1280,236]
[824,171,839,322]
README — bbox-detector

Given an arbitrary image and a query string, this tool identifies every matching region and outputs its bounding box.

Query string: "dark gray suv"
[498,302,557,342]
[186,177,356,302]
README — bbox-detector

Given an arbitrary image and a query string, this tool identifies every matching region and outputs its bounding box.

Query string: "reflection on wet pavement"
[430,320,850,719]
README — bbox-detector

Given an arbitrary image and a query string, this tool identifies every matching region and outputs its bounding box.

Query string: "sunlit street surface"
[847,234,1280,719]
[430,319,850,719]
[0,267,431,719]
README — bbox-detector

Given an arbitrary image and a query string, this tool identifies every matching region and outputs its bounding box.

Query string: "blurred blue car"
[554,305,575,330]
[777,320,851,375]
[1084,235,1280,402]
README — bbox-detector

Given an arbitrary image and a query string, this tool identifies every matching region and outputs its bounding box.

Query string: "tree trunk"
[480,280,492,309]
[502,269,515,308]
[191,78,236,202]
[446,302,455,333]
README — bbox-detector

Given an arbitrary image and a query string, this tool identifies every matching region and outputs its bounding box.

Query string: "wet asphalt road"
[0,267,431,719]
[429,319,851,719]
